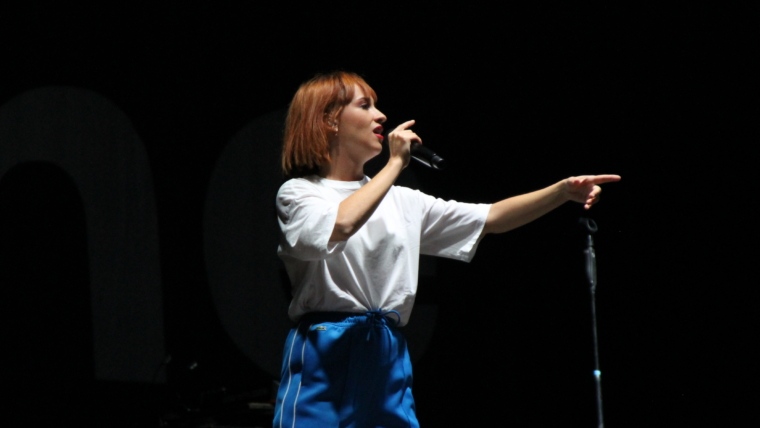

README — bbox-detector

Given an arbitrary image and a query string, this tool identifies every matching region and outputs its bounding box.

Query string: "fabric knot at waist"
[364,309,401,340]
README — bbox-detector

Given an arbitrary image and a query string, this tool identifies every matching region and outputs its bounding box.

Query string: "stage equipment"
[580,217,604,428]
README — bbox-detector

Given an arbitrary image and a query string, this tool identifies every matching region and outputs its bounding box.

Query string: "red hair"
[281,71,377,177]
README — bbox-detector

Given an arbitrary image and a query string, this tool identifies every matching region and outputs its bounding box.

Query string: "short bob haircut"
[281,70,377,178]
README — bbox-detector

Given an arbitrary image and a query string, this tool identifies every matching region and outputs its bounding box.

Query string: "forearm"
[330,157,405,241]
[482,180,568,235]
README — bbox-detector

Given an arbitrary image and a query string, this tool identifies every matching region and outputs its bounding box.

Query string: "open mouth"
[373,126,384,141]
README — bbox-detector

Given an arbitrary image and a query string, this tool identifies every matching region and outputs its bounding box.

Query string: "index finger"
[591,174,622,184]
[393,119,416,132]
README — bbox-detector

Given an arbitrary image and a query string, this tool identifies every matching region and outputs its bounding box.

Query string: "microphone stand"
[580,217,604,428]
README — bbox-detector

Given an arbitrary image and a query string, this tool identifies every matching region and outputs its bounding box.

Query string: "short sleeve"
[276,179,346,261]
[415,190,491,262]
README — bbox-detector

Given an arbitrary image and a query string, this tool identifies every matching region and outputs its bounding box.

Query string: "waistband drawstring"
[364,310,401,364]
[364,309,400,339]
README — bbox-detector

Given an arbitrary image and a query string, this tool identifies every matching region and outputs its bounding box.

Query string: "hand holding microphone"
[410,142,446,170]
[387,120,446,170]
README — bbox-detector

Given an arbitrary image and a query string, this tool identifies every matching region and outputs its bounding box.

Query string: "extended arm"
[482,175,621,235]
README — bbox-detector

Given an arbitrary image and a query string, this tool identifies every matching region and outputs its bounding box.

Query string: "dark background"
[1,2,757,427]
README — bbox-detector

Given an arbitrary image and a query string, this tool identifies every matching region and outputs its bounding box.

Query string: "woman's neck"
[321,160,364,181]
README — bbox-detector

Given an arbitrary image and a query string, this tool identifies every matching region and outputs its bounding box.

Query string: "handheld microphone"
[410,142,446,170]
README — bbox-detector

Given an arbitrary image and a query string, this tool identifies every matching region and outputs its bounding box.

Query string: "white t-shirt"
[276,175,490,326]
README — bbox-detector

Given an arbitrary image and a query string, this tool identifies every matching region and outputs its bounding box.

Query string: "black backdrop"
[1,2,757,427]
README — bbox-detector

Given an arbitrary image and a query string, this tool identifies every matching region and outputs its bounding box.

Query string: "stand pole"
[580,217,604,428]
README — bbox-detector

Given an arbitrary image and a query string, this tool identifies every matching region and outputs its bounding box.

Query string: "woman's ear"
[328,118,338,132]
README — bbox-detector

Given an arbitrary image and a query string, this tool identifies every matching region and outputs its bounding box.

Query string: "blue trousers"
[272,311,420,428]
